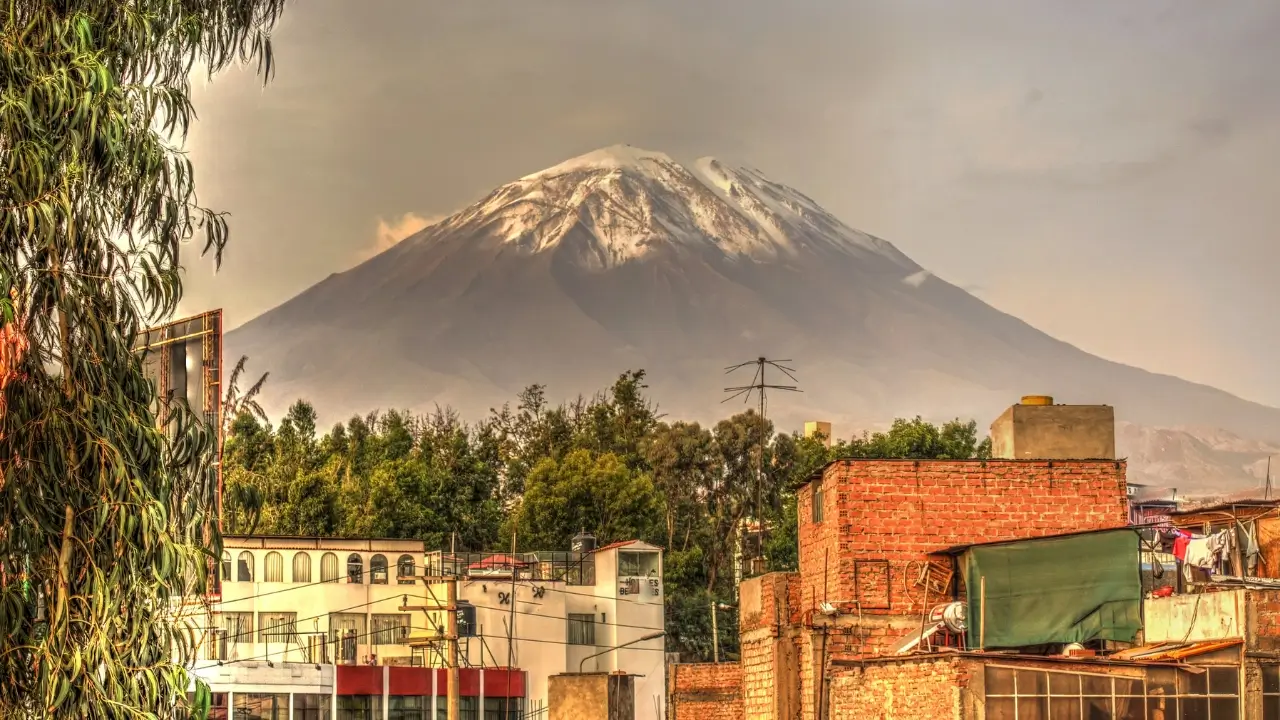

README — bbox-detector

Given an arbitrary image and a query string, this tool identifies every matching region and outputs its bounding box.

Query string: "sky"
[179,0,1280,407]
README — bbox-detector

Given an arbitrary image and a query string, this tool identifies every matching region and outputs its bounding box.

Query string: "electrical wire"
[213,623,666,667]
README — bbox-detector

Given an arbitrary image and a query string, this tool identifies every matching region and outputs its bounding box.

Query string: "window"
[618,551,659,578]
[222,612,254,645]
[220,552,232,583]
[568,613,596,646]
[237,551,254,582]
[1266,664,1280,720]
[371,554,389,584]
[812,483,824,523]
[372,613,410,644]
[209,692,228,720]
[293,694,331,720]
[398,554,417,584]
[331,612,366,661]
[293,552,312,583]
[347,554,364,583]
[434,697,478,720]
[321,552,339,583]
[233,693,288,720]
[984,665,1239,720]
[206,628,226,661]
[337,696,382,720]
[258,612,297,644]
[264,552,284,583]
[483,698,522,720]
[389,696,427,720]
[457,602,477,638]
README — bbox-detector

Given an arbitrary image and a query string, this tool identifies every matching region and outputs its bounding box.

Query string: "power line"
[214,622,666,667]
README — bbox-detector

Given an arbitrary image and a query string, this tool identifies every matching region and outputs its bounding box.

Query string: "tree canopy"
[220,369,992,662]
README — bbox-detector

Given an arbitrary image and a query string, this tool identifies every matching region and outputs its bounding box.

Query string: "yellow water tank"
[1020,395,1054,406]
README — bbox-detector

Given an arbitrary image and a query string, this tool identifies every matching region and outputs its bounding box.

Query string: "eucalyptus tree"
[0,1,286,717]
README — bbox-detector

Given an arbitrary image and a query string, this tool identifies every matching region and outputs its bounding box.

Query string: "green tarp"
[962,528,1142,649]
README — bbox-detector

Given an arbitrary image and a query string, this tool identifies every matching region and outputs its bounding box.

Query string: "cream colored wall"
[211,540,425,664]
[197,539,668,719]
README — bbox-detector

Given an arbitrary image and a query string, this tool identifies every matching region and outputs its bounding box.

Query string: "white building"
[188,535,666,720]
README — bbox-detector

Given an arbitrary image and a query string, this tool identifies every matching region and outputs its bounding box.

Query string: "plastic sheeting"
[962,528,1143,649]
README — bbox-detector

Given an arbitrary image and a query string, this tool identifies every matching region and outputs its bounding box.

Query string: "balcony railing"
[423,551,595,586]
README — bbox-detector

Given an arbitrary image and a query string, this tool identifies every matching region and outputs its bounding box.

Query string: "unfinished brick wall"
[739,573,801,720]
[797,459,1129,623]
[827,656,971,720]
[670,663,743,720]
[1249,589,1280,651]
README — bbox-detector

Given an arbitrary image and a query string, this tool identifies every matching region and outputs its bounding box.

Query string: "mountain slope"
[226,145,1280,495]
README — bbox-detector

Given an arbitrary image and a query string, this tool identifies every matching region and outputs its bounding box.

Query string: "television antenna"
[723,357,801,575]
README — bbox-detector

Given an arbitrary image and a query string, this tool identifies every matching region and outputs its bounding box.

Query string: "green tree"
[642,421,716,551]
[0,0,285,716]
[840,416,990,460]
[515,449,661,550]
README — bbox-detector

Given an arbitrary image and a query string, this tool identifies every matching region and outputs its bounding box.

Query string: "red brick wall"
[797,459,1128,622]
[738,573,802,720]
[1249,589,1280,651]
[827,656,971,720]
[670,663,743,720]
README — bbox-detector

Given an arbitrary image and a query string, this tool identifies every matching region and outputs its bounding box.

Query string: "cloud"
[357,212,444,263]
[902,270,931,288]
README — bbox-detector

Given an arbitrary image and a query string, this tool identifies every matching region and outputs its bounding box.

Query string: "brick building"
[667,396,1280,719]
[668,397,1136,720]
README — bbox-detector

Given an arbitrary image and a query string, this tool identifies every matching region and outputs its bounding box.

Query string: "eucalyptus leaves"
[0,1,285,716]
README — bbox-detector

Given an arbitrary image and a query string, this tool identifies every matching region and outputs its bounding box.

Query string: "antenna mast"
[723,357,801,576]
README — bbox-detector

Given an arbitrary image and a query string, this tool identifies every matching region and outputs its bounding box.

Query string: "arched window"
[221,552,232,583]
[263,552,284,583]
[347,554,364,584]
[370,554,388,584]
[397,554,416,585]
[237,551,254,583]
[292,552,312,583]
[321,552,339,583]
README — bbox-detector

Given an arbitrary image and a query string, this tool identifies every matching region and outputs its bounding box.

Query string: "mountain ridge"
[226,144,1280,497]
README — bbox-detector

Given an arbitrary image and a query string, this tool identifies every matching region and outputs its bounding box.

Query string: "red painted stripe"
[336,665,382,695]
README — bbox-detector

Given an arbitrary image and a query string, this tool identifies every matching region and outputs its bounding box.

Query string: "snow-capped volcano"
[399,144,913,270]
[227,144,1280,496]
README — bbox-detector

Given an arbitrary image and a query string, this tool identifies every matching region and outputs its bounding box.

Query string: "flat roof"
[934,526,1143,556]
[799,457,1128,487]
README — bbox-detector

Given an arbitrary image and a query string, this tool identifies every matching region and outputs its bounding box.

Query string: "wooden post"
[711,599,719,663]
[404,576,459,720]
[447,579,459,720]
[979,576,986,651]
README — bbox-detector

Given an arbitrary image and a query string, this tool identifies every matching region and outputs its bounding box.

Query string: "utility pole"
[446,581,459,720]
[506,522,518,715]
[710,600,719,663]
[404,573,460,720]
[723,357,801,575]
[1267,456,1273,500]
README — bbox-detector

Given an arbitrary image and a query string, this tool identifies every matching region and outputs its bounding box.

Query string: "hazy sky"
[180,0,1280,406]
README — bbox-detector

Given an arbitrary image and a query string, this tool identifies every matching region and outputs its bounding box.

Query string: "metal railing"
[423,551,595,585]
